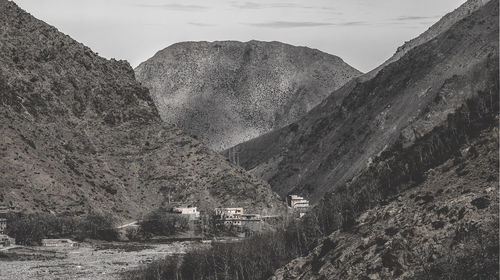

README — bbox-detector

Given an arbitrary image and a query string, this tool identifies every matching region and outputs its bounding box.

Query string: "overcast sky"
[14,0,465,72]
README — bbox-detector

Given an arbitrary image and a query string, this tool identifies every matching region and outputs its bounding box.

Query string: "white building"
[287,195,310,209]
[0,218,6,234]
[172,207,200,220]
[215,208,244,226]
[41,239,79,247]
[287,195,310,217]
[0,234,15,247]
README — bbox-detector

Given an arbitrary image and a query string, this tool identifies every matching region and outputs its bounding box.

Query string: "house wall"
[41,239,79,247]
[0,219,7,234]
[173,207,199,215]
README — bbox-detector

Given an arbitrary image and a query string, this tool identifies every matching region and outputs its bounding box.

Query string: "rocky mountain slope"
[366,0,491,80]
[135,41,361,151]
[0,0,284,222]
[273,128,499,279]
[231,0,498,203]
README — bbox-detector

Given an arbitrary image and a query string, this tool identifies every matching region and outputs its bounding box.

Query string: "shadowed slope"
[0,0,284,221]
[232,0,497,203]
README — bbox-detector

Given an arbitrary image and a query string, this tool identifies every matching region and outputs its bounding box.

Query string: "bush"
[124,215,323,280]
[139,209,189,236]
[122,258,180,280]
[412,224,499,280]
[5,211,119,245]
[5,213,50,245]
[80,212,119,241]
[125,227,142,241]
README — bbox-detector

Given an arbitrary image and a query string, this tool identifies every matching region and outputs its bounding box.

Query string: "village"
[0,195,309,250]
[0,195,310,279]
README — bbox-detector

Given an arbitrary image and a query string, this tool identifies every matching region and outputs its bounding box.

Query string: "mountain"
[269,1,498,278]
[365,0,491,80]
[135,41,361,151]
[230,0,498,203]
[0,0,284,222]
[273,128,499,279]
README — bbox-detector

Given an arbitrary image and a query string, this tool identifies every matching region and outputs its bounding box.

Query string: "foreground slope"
[270,2,499,278]
[0,0,284,221]
[274,128,499,279]
[232,0,498,202]
[135,41,361,151]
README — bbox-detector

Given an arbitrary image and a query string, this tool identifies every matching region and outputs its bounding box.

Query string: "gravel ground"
[0,241,203,280]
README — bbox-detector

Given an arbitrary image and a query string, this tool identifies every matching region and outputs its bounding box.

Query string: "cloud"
[137,3,209,11]
[230,1,337,11]
[188,22,216,27]
[336,21,367,26]
[245,20,367,28]
[245,21,334,28]
[395,15,439,21]
[231,2,264,9]
[302,5,338,11]
[231,2,298,9]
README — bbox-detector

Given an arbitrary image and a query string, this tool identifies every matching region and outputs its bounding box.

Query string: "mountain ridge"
[230,0,498,203]
[269,1,499,278]
[135,40,361,151]
[365,0,491,80]
[0,0,284,222]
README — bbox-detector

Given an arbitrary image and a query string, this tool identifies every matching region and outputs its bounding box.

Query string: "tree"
[140,209,189,236]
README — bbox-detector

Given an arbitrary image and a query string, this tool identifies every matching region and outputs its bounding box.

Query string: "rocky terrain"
[265,0,499,278]
[231,0,498,203]
[0,241,203,280]
[0,0,284,222]
[135,41,361,151]
[366,0,491,80]
[273,128,499,279]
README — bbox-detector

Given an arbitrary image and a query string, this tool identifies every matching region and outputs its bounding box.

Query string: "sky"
[14,0,465,72]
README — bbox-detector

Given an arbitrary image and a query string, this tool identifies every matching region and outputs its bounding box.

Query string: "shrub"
[125,227,141,241]
[5,211,119,245]
[124,215,323,280]
[139,209,189,236]
[80,212,119,241]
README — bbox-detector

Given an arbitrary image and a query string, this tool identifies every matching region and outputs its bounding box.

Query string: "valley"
[0,0,498,279]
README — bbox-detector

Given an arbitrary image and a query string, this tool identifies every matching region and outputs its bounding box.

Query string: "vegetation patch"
[5,212,119,245]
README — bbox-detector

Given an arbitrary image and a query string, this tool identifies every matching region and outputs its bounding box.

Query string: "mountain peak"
[135,41,361,151]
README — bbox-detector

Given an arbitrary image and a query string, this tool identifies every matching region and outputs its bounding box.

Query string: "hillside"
[231,0,498,203]
[365,0,491,80]
[135,41,361,151]
[0,0,284,222]
[273,128,499,279]
[270,1,499,278]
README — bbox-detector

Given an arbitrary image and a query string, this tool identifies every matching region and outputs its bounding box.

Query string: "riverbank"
[0,241,208,280]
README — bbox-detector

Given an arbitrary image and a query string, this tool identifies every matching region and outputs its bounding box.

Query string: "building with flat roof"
[215,208,244,226]
[41,239,79,247]
[287,195,309,209]
[215,207,243,218]
[240,214,262,225]
[287,195,310,217]
[172,206,200,220]
[0,234,15,247]
[0,218,6,234]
